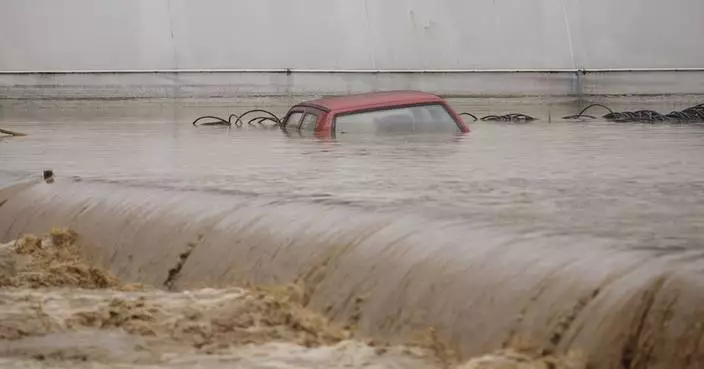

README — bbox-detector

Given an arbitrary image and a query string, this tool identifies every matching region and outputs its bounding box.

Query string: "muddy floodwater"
[1,96,704,368]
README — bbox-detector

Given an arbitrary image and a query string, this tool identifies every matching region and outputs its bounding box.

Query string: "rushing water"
[1,96,704,368]
[2,97,704,249]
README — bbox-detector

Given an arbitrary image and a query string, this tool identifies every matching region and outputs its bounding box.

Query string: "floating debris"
[0,128,27,137]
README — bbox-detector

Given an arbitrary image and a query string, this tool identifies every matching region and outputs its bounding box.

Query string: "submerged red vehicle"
[281,90,470,135]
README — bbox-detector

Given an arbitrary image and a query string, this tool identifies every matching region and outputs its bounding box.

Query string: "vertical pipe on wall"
[362,0,377,70]
[164,0,180,98]
[557,0,581,97]
[165,0,178,70]
[558,0,577,70]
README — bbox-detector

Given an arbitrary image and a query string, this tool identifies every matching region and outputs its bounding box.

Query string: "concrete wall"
[2,0,703,71]
[1,0,703,97]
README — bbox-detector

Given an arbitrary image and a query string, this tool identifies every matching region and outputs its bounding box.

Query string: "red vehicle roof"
[296,90,446,113]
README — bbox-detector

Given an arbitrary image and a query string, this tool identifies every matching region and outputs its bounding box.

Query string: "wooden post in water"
[0,128,27,137]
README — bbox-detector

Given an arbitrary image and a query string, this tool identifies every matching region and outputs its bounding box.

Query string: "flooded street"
[1,96,704,368]
[2,97,704,248]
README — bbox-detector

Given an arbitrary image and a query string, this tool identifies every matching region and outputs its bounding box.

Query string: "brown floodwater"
[1,96,704,368]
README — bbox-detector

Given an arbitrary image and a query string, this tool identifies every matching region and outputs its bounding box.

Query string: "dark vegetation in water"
[191,109,539,126]
[459,112,536,122]
[192,109,282,127]
[189,102,704,127]
[563,103,704,123]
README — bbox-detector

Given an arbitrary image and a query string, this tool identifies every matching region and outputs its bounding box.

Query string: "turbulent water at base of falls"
[1,178,703,369]
[2,97,704,368]
[0,229,585,369]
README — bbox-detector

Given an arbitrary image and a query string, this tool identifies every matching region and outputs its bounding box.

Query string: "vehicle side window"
[300,113,318,131]
[284,111,304,129]
[333,104,460,133]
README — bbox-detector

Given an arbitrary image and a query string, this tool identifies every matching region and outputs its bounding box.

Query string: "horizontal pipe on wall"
[2,68,703,99]
[2,68,704,75]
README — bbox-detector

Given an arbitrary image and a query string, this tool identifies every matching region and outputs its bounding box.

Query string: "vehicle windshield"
[334,104,460,134]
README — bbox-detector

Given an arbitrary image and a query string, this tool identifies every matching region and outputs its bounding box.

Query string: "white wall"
[2,0,703,72]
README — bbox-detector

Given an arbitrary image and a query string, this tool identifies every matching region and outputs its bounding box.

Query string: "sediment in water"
[0,228,122,289]
[0,179,703,368]
[0,229,585,369]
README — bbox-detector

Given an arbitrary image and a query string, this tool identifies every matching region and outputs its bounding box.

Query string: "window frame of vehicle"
[299,112,320,131]
[283,106,325,131]
[282,110,305,130]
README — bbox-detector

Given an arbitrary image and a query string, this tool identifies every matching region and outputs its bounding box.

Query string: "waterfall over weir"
[1,178,703,368]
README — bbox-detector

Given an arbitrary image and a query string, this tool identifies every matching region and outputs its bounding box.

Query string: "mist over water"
[1,96,704,368]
